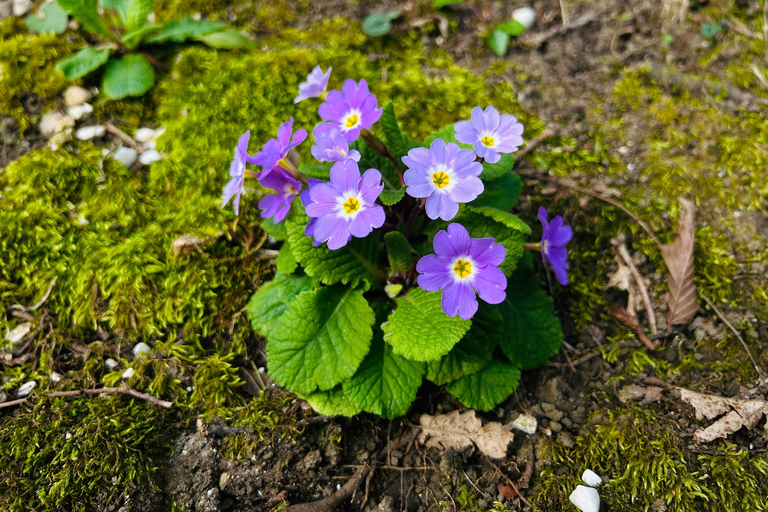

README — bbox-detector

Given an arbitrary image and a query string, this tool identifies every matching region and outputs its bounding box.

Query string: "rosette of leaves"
[53,0,255,99]
[247,104,563,418]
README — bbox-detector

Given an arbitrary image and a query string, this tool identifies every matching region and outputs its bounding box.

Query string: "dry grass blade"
[659,197,698,327]
[417,410,514,459]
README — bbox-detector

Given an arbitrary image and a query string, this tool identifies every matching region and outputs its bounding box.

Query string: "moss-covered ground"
[1,0,768,510]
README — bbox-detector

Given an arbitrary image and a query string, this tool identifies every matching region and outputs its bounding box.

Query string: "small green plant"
[432,0,528,56]
[53,0,255,99]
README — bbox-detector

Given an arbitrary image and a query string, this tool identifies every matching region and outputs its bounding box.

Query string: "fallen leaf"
[659,198,698,326]
[609,305,655,349]
[605,257,642,317]
[498,482,518,500]
[172,235,211,255]
[617,384,664,405]
[417,410,514,459]
[678,387,768,443]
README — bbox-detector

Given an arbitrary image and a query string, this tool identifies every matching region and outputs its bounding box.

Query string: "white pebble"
[112,146,138,168]
[105,358,118,369]
[39,111,73,137]
[67,102,93,120]
[512,7,536,29]
[50,372,62,383]
[582,469,602,488]
[132,342,151,357]
[138,149,162,165]
[17,381,36,397]
[5,321,31,343]
[134,127,157,143]
[64,86,93,107]
[121,367,135,379]
[12,0,32,16]
[75,125,106,140]
[65,432,72,439]
[510,413,537,435]
[143,139,157,149]
[569,485,600,512]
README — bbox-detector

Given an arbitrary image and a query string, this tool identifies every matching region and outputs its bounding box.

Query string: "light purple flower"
[318,79,383,143]
[252,117,307,179]
[305,159,385,250]
[301,178,324,246]
[311,124,361,163]
[454,106,524,164]
[402,138,483,221]
[222,130,258,215]
[538,207,572,285]
[294,65,332,103]
[417,223,506,320]
[257,168,302,223]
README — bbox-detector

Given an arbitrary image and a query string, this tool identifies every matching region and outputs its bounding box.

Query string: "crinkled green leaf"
[261,215,289,241]
[121,23,163,49]
[467,206,530,234]
[451,207,526,275]
[488,29,509,57]
[479,152,514,180]
[470,173,521,210]
[353,141,401,191]
[384,231,412,275]
[380,101,407,160]
[102,53,155,99]
[498,253,563,369]
[247,272,314,338]
[383,288,471,362]
[57,0,111,38]
[55,47,110,79]
[362,11,398,36]
[100,0,152,31]
[301,386,362,417]
[144,17,226,43]
[298,163,330,180]
[275,239,297,274]
[379,186,405,206]
[343,336,425,418]
[267,285,375,394]
[426,304,500,385]
[193,28,256,50]
[26,1,69,34]
[446,359,520,411]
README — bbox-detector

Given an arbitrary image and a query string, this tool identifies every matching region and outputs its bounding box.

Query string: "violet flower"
[538,207,572,285]
[294,65,332,103]
[402,138,483,221]
[318,79,383,143]
[454,106,524,164]
[301,178,324,246]
[222,130,258,215]
[258,168,302,223]
[253,117,307,179]
[311,124,361,163]
[305,159,385,250]
[417,223,506,320]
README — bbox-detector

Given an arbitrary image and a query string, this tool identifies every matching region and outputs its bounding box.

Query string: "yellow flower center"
[481,135,495,147]
[289,186,297,194]
[432,171,450,189]
[343,197,360,214]
[345,114,359,128]
[453,259,472,279]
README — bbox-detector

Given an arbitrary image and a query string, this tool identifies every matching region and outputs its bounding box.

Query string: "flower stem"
[360,129,404,186]
[524,242,542,252]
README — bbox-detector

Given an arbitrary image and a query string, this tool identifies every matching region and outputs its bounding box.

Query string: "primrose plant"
[237,66,571,418]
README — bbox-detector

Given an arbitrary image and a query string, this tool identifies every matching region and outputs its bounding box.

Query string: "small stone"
[582,469,602,488]
[39,111,73,137]
[112,146,138,168]
[512,6,536,29]
[50,372,62,383]
[549,420,563,433]
[17,381,36,397]
[569,485,600,512]
[143,139,157,149]
[63,86,93,107]
[121,367,135,379]
[67,103,93,120]
[0,1,13,19]
[134,127,157,142]
[5,321,31,344]
[132,342,151,357]
[105,358,118,369]
[510,413,537,435]
[138,149,162,165]
[219,472,230,489]
[557,432,574,448]
[12,0,32,16]
[75,125,106,140]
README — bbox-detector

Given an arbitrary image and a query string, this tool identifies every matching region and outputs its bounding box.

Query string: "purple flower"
[222,130,258,215]
[538,207,572,285]
[417,223,506,320]
[301,178,324,246]
[257,168,302,223]
[318,79,383,143]
[402,138,483,221]
[253,118,307,179]
[311,124,361,163]
[294,65,332,103]
[454,106,524,164]
[305,159,385,250]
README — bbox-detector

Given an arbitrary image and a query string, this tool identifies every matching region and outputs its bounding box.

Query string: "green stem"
[360,129,404,186]
[524,242,541,252]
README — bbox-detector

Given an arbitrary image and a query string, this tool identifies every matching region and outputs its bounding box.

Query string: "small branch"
[518,13,595,48]
[513,125,557,163]
[616,242,658,334]
[105,122,141,151]
[285,465,371,512]
[10,277,57,312]
[483,456,532,509]
[0,386,173,410]
[516,446,535,490]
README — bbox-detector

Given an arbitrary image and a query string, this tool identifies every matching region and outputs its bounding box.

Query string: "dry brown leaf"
[417,410,514,459]
[617,384,664,405]
[678,388,768,443]
[659,198,698,326]
[606,257,642,316]
[609,305,655,350]
[172,235,211,255]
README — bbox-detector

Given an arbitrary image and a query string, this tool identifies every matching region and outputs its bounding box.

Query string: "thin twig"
[516,445,535,489]
[0,386,173,410]
[285,465,371,512]
[698,291,767,382]
[559,0,570,25]
[10,277,57,312]
[105,122,141,151]
[616,242,658,334]
[483,456,533,509]
[513,125,557,163]
[518,13,595,48]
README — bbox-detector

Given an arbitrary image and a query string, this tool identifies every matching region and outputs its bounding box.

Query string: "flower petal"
[473,265,507,304]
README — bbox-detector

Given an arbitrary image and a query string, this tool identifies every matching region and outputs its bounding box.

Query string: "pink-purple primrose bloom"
[222,130,257,215]
[402,138,483,221]
[253,117,307,180]
[319,79,382,143]
[538,207,573,286]
[258,168,302,223]
[416,223,507,320]
[454,106,524,164]
[294,65,332,103]
[301,178,323,246]
[311,125,361,163]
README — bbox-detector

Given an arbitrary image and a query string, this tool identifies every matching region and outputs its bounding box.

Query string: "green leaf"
[380,101,407,160]
[383,288,471,362]
[57,0,111,39]
[424,124,471,149]
[467,206,530,234]
[55,47,110,79]
[470,173,521,210]
[26,1,69,34]
[446,359,520,411]
[362,11,398,37]
[384,231,412,275]
[496,20,525,36]
[379,186,405,206]
[121,23,163,49]
[247,272,314,338]
[498,254,563,370]
[298,163,331,180]
[144,16,226,43]
[286,211,383,288]
[275,240,297,275]
[301,386,362,417]
[193,28,256,50]
[488,29,509,57]
[434,0,463,7]
[353,141,401,191]
[261,215,289,241]
[451,208,526,275]
[102,53,155,99]
[100,0,153,31]
[700,22,724,39]
[343,336,425,418]
[426,304,501,385]
[480,152,514,180]
[267,285,375,394]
